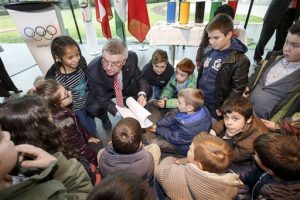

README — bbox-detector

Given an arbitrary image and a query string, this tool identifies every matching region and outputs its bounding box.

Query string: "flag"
[114,0,127,41]
[95,0,113,39]
[128,0,150,42]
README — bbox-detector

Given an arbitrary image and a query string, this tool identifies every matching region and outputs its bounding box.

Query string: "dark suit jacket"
[86,51,151,117]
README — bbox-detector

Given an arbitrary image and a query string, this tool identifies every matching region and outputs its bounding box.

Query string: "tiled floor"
[0,42,256,145]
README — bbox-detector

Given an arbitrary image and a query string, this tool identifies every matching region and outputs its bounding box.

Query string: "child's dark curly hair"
[0,95,73,158]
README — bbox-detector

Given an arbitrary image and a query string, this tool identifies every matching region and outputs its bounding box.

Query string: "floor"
[0,42,256,145]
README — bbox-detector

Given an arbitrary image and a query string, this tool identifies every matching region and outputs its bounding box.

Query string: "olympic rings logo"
[24,25,57,41]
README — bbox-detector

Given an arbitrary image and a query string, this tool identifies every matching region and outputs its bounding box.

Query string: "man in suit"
[86,38,151,130]
[253,0,299,66]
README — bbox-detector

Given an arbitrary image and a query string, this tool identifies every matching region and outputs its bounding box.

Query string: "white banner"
[6,3,65,75]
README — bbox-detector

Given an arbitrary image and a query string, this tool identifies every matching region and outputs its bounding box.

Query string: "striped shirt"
[55,66,88,112]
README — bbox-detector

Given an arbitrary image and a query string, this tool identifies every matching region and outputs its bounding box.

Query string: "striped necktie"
[114,74,124,107]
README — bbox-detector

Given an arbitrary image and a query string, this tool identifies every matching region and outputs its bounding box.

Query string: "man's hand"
[243,86,250,98]
[88,137,101,144]
[137,95,147,107]
[261,118,276,131]
[15,144,57,169]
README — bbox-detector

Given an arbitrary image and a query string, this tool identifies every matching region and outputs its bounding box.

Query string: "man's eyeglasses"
[101,57,124,69]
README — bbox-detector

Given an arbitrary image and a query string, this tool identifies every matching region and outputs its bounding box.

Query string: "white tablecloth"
[146,22,247,46]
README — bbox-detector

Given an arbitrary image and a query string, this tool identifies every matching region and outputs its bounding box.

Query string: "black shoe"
[102,117,112,131]
[253,60,263,68]
[14,90,23,94]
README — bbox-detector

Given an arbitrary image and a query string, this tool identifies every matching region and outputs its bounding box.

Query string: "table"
[146,22,247,65]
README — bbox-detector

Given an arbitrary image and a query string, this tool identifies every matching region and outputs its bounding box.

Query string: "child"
[142,49,174,99]
[157,58,196,109]
[98,117,161,200]
[0,95,97,184]
[0,96,69,156]
[197,14,250,120]
[155,132,242,200]
[196,4,235,66]
[87,171,147,200]
[212,95,269,163]
[144,88,212,155]
[252,133,300,199]
[45,35,96,135]
[0,130,92,199]
[30,79,102,166]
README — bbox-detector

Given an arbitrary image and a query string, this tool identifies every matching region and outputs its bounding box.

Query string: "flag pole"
[68,0,82,44]
[121,22,126,43]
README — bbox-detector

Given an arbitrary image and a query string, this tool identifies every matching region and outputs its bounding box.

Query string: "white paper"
[116,97,153,128]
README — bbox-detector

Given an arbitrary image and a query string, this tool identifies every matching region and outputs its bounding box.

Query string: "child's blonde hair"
[193,132,233,173]
[178,88,204,111]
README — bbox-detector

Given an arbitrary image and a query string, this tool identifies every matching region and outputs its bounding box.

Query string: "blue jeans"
[75,108,97,136]
[154,178,169,200]
[151,85,162,99]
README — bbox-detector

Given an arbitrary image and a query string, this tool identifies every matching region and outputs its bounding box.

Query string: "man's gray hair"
[102,38,128,59]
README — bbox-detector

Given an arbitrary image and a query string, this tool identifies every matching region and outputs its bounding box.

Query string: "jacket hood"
[185,163,242,199]
[99,144,154,179]
[259,178,300,199]
[229,38,248,53]
[176,106,211,126]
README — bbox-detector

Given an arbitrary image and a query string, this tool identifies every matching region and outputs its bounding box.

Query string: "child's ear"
[187,105,194,112]
[246,116,252,124]
[195,161,203,170]
[226,31,233,39]
[265,168,275,177]
[55,56,61,62]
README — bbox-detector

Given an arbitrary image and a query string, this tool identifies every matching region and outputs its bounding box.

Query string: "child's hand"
[175,158,187,165]
[137,95,147,107]
[15,144,57,169]
[149,124,157,133]
[88,137,101,143]
[157,99,166,108]
[216,109,222,116]
[210,129,217,136]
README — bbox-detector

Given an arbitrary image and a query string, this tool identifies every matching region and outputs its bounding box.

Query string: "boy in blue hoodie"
[144,88,212,155]
[197,14,250,120]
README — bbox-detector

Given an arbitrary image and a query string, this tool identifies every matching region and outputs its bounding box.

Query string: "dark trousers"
[0,57,19,97]
[154,178,170,200]
[143,132,178,154]
[254,8,296,62]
